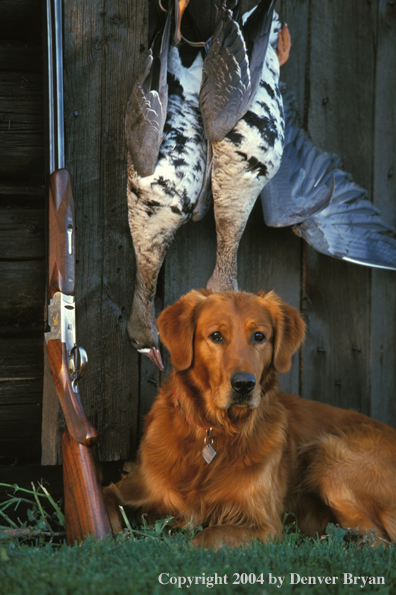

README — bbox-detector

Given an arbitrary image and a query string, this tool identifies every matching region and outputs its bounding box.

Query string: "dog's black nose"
[231,373,256,396]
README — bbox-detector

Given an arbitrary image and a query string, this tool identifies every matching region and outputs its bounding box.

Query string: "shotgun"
[45,0,111,544]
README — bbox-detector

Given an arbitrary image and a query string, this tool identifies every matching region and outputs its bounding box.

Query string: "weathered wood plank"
[0,183,45,199]
[300,0,374,412]
[0,260,45,327]
[0,208,45,260]
[0,0,42,44]
[0,401,42,459]
[42,0,148,463]
[0,71,44,175]
[0,328,43,378]
[279,0,310,123]
[371,2,396,427]
[0,327,43,460]
[0,42,42,72]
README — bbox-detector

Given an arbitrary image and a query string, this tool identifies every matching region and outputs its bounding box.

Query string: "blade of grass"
[0,484,52,498]
[31,483,49,530]
[39,483,65,527]
[119,506,134,534]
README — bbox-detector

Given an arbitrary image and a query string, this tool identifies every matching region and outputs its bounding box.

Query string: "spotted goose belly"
[207,43,284,291]
[212,44,284,211]
[127,54,207,258]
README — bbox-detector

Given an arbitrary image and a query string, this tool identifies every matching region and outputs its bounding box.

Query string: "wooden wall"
[0,0,395,475]
[0,0,46,463]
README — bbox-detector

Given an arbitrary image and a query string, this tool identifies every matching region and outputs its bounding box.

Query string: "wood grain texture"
[0,260,46,327]
[291,0,373,412]
[55,0,147,461]
[0,208,45,260]
[62,429,112,544]
[371,1,396,426]
[0,71,44,176]
[0,0,46,462]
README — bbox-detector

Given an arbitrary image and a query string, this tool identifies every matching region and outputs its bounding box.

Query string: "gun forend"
[48,168,75,300]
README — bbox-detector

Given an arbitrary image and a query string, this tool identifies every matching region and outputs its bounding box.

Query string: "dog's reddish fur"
[104,290,396,548]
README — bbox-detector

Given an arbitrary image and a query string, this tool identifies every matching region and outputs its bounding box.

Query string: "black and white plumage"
[126,44,210,367]
[203,1,285,291]
[200,0,276,142]
[262,87,396,270]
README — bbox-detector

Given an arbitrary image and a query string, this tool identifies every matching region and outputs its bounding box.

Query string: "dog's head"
[157,290,305,413]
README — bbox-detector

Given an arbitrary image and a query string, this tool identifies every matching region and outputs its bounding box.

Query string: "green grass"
[1,484,395,594]
[1,527,395,595]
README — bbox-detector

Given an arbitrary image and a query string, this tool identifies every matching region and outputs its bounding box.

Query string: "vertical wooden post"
[289,0,373,412]
[371,1,396,426]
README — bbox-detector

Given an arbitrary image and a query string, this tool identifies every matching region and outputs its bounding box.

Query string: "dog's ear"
[261,291,306,374]
[157,290,209,371]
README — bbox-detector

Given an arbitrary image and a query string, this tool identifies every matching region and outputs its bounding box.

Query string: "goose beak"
[139,346,164,371]
[175,0,190,44]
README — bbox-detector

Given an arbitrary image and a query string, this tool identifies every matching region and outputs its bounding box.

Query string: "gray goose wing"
[261,85,335,227]
[295,171,396,271]
[199,0,274,142]
[199,1,250,142]
[125,8,171,177]
[262,86,396,270]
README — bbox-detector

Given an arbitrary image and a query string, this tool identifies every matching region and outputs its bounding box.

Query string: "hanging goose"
[261,87,396,270]
[198,0,295,291]
[125,8,211,369]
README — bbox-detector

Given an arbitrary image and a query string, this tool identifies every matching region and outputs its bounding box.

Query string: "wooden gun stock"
[62,430,111,544]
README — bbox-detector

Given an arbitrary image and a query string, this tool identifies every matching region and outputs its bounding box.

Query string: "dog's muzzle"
[230,372,256,406]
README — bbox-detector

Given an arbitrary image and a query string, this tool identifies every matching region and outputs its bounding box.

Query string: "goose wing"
[295,169,396,271]
[261,86,335,226]
[125,8,171,177]
[262,86,396,270]
[199,0,274,142]
[199,1,250,142]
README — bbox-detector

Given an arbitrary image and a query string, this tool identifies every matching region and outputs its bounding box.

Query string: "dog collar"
[172,391,217,464]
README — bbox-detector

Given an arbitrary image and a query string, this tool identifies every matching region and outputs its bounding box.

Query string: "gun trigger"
[69,344,88,392]
[67,224,73,255]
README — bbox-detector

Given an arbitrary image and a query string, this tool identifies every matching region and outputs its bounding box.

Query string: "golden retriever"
[104,289,396,549]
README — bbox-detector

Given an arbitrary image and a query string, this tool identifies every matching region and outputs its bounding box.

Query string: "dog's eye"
[210,331,224,343]
[253,332,266,343]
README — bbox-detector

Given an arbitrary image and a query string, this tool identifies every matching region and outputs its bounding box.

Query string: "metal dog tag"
[202,429,216,464]
[202,443,217,464]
